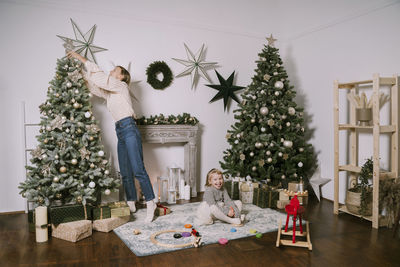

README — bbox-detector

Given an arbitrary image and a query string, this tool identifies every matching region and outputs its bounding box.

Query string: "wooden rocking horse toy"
[276,194,312,250]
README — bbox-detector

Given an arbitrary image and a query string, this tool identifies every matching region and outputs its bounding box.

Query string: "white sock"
[145,200,156,223]
[240,214,245,222]
[127,201,136,213]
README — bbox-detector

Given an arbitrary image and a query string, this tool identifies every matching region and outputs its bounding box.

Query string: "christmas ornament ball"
[299,148,304,152]
[251,118,256,123]
[298,162,304,167]
[274,91,280,96]
[288,107,296,115]
[74,89,79,94]
[252,166,257,171]
[46,126,52,131]
[53,176,59,182]
[66,82,72,88]
[267,157,272,163]
[278,152,283,157]
[282,115,287,119]
[71,159,78,165]
[286,122,291,127]
[104,170,110,175]
[90,163,95,168]
[234,140,239,144]
[84,112,91,118]
[89,181,96,188]
[261,127,266,132]
[255,142,262,148]
[272,100,276,105]
[250,152,254,157]
[73,102,80,109]
[236,133,241,138]
[60,166,67,173]
[283,140,293,148]
[89,136,94,141]
[44,139,48,144]
[266,150,271,155]
[273,72,278,75]
[98,150,105,157]
[104,189,111,195]
[281,175,286,179]
[259,107,269,115]
[274,81,284,89]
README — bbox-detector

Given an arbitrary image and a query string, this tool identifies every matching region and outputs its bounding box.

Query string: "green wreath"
[146,61,173,90]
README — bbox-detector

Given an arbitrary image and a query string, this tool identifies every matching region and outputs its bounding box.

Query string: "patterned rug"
[113,202,290,257]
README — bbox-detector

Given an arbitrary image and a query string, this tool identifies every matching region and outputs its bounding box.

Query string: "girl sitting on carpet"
[195,168,245,226]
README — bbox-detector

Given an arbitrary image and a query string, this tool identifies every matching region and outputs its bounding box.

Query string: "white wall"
[1,0,399,212]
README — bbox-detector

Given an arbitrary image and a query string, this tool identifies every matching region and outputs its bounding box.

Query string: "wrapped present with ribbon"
[49,204,92,225]
[92,205,111,220]
[155,203,171,216]
[239,182,254,204]
[224,177,240,200]
[253,185,279,209]
[52,220,92,242]
[92,216,130,232]
[109,201,130,218]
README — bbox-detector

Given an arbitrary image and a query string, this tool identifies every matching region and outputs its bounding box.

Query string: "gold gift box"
[109,201,131,218]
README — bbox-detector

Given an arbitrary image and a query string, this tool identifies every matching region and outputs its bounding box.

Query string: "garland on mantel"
[136,113,199,126]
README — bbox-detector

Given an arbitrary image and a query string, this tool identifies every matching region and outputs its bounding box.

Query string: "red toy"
[191,228,200,237]
[284,195,305,243]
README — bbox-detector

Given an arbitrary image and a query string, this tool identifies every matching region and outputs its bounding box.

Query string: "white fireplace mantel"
[138,124,199,197]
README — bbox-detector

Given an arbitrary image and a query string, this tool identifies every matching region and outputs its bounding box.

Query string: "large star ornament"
[57,19,107,63]
[172,43,217,89]
[309,166,331,201]
[206,70,244,111]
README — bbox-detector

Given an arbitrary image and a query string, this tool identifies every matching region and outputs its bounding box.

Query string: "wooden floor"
[1,196,400,267]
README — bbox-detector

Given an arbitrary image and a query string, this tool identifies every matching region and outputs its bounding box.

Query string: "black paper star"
[206,70,244,111]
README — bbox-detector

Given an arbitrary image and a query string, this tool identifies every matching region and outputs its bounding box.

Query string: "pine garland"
[136,113,198,126]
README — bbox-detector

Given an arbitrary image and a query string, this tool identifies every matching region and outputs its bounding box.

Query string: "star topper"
[206,70,244,111]
[57,19,107,63]
[266,34,277,47]
[172,43,217,89]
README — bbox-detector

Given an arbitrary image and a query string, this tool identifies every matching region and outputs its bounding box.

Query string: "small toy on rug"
[150,229,202,248]
[191,228,200,237]
[182,232,191,237]
[184,224,192,228]
[133,229,141,235]
[230,228,237,232]
[256,233,262,238]
[249,229,257,234]
[218,238,229,245]
[173,233,182,238]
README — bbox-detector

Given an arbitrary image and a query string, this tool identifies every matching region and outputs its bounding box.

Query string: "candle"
[35,206,48,242]
[179,179,185,199]
[184,185,190,200]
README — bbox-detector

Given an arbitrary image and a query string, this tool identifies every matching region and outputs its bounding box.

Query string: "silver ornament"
[84,112,91,118]
[278,152,283,157]
[281,175,286,179]
[261,127,266,132]
[299,148,304,152]
[272,100,276,105]
[234,140,239,144]
[283,140,293,148]
[74,89,79,94]
[53,176,59,182]
[89,181,96,188]
[267,158,272,163]
[98,150,105,157]
[66,82,72,88]
[275,91,280,96]
[274,81,284,89]
[71,159,78,165]
[104,170,110,175]
[251,118,256,123]
[255,142,262,148]
[282,115,287,119]
[288,107,296,115]
[104,189,111,195]
[250,152,254,157]
[298,162,303,167]
[266,151,271,155]
[252,166,257,171]
[286,122,291,127]
[259,107,269,115]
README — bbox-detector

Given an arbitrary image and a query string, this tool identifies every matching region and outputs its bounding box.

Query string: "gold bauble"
[60,166,67,173]
[56,193,62,199]
[71,159,78,165]
[89,136,94,141]
[76,196,83,203]
[73,102,80,109]
[90,163,95,168]
[77,129,82,133]
[44,139,48,144]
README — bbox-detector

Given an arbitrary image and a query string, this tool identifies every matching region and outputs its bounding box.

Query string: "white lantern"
[168,163,183,202]
[157,176,168,203]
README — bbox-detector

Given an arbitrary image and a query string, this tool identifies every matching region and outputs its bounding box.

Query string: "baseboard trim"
[0,210,25,215]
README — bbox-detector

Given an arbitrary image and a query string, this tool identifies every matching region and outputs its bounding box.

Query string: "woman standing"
[67,51,156,223]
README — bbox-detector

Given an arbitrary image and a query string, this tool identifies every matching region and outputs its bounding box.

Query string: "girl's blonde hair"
[205,168,223,186]
[117,66,131,85]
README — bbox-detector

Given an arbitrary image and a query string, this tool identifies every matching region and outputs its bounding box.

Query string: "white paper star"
[309,166,331,201]
[57,19,107,63]
[172,43,217,89]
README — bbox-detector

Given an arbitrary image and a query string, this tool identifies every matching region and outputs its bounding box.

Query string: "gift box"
[49,204,92,225]
[92,205,111,220]
[278,189,290,201]
[288,182,300,192]
[109,201,130,217]
[239,182,254,204]
[253,186,279,209]
[51,220,92,242]
[277,200,290,209]
[155,203,171,216]
[92,216,130,232]
[224,180,240,200]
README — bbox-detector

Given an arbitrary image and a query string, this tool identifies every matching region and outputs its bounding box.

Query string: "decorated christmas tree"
[220,35,314,187]
[18,58,120,206]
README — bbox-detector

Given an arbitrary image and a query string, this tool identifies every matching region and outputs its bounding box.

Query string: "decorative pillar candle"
[184,185,190,200]
[179,179,185,199]
[35,206,48,242]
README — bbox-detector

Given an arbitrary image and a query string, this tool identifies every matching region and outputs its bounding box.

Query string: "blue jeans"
[115,116,155,202]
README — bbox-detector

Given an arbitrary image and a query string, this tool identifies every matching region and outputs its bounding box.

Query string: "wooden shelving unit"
[333,74,399,229]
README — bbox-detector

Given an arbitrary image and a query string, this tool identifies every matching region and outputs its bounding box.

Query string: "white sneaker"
[145,200,156,223]
[127,201,136,213]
